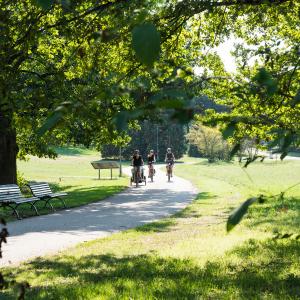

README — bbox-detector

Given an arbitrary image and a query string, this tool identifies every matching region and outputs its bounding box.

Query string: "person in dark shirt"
[147,149,156,178]
[131,150,144,181]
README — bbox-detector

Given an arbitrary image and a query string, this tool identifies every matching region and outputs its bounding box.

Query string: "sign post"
[91,161,119,180]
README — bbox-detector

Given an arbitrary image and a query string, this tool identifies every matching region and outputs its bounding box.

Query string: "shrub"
[186,123,230,162]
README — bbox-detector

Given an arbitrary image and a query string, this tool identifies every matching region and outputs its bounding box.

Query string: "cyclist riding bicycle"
[147,149,156,178]
[165,147,175,177]
[131,150,144,182]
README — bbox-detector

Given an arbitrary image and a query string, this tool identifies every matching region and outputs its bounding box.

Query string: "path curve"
[1,167,197,266]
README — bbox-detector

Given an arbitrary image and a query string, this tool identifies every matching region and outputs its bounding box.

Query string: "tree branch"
[168,0,290,21]
[19,70,57,80]
[43,0,128,30]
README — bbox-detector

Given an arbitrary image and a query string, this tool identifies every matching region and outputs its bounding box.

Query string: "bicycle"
[130,166,146,187]
[166,161,173,182]
[148,162,155,182]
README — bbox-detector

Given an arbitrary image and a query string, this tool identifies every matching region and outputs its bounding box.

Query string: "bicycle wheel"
[150,168,153,182]
[135,172,138,187]
[167,166,171,182]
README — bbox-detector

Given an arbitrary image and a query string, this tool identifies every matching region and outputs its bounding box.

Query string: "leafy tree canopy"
[0,0,299,183]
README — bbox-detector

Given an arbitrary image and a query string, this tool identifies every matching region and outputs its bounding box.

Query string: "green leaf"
[35,0,54,10]
[37,102,71,136]
[113,109,143,131]
[113,111,129,132]
[132,23,160,67]
[227,197,257,232]
[253,68,278,96]
[37,111,63,136]
[291,90,300,108]
[222,122,236,139]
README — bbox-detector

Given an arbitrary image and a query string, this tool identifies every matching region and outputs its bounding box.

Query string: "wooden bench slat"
[31,190,50,194]
[30,188,52,194]
[0,191,22,195]
[0,187,22,192]
[51,192,67,197]
[30,183,50,187]
[0,195,23,200]
[30,187,52,192]
[0,184,19,188]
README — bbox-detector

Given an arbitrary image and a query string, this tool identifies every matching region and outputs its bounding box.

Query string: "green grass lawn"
[0,146,128,220]
[1,158,300,299]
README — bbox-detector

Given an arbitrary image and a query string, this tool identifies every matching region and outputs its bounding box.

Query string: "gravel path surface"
[1,167,197,266]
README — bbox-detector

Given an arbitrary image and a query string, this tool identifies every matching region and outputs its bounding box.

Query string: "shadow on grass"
[135,219,177,233]
[190,160,235,166]
[174,192,216,219]
[2,239,299,299]
[246,195,300,230]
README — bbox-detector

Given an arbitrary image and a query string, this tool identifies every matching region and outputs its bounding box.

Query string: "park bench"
[0,184,41,219]
[27,182,67,209]
[91,160,120,179]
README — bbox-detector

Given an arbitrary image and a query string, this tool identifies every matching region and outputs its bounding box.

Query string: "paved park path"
[1,167,197,266]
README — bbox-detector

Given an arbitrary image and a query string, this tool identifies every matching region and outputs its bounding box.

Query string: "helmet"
[134,149,139,154]
[150,149,154,153]
[167,148,171,152]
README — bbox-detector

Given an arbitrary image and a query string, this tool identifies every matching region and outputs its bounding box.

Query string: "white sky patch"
[193,66,206,76]
[194,35,286,78]
[214,36,275,74]
[194,37,244,76]
[215,38,237,74]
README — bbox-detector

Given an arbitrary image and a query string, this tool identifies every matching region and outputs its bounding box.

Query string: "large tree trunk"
[0,115,17,184]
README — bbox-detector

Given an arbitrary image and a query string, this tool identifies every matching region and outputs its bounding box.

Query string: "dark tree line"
[102,120,187,161]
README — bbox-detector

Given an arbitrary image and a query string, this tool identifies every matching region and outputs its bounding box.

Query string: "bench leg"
[58,197,67,208]
[45,199,55,211]
[52,197,67,209]
[8,204,21,220]
[28,202,39,216]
